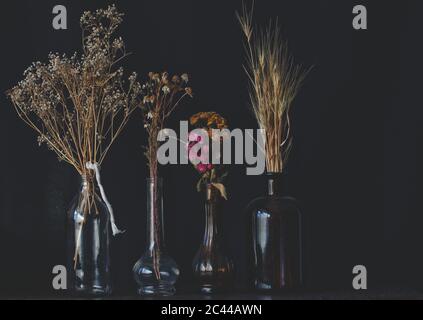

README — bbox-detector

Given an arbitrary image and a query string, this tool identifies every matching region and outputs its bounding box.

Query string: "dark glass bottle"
[192,184,234,294]
[247,173,302,291]
[67,174,112,296]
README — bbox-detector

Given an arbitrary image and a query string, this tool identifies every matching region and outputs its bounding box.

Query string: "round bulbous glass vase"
[133,252,180,296]
[133,178,180,296]
[66,174,112,296]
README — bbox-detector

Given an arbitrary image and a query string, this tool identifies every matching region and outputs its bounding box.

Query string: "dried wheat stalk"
[237,3,309,173]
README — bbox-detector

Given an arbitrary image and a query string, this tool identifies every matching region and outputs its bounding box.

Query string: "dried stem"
[237,2,309,173]
[7,5,142,183]
[140,72,193,280]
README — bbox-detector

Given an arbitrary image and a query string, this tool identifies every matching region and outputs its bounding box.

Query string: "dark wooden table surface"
[6,289,422,300]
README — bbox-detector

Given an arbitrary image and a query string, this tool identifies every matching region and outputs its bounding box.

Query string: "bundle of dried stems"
[237,3,309,173]
[7,5,142,212]
[139,72,193,279]
[140,72,193,180]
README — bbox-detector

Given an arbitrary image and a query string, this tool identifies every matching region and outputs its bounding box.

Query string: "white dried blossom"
[162,86,170,94]
[181,73,189,83]
[7,5,141,174]
[112,37,124,49]
[129,72,137,84]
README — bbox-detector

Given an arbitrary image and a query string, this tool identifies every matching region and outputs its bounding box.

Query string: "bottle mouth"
[81,174,94,185]
[265,172,285,196]
[146,177,163,182]
[146,177,163,190]
[265,171,285,178]
[205,184,217,201]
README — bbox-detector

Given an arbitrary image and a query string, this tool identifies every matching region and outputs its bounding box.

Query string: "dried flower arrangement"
[188,112,229,200]
[237,3,309,173]
[7,5,141,230]
[139,72,193,279]
[140,72,193,179]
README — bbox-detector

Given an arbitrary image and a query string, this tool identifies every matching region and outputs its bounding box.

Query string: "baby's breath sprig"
[7,4,142,177]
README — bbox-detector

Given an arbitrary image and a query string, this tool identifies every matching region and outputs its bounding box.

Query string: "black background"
[0,0,421,298]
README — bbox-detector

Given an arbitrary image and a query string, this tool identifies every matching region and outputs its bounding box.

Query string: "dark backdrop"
[0,0,420,297]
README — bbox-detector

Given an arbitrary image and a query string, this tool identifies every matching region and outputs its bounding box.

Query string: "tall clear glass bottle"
[133,178,180,296]
[67,174,112,296]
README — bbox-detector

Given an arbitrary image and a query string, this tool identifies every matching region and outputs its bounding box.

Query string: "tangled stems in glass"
[139,71,193,280]
[133,178,180,296]
[68,174,112,296]
[150,176,161,280]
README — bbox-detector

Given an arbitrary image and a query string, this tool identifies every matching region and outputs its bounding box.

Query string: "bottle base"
[137,285,176,297]
[199,285,215,295]
[254,282,303,293]
[198,284,230,295]
[74,285,112,297]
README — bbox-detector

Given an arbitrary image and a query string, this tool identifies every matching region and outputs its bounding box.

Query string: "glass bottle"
[192,184,234,294]
[247,173,302,291]
[67,174,112,296]
[133,178,180,296]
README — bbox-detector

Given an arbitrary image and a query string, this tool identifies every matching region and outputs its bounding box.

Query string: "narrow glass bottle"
[133,178,180,296]
[192,184,234,294]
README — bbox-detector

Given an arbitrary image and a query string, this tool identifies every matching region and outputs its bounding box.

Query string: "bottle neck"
[146,177,165,252]
[77,174,98,216]
[266,173,284,197]
[202,184,221,246]
[206,184,217,201]
[80,174,95,192]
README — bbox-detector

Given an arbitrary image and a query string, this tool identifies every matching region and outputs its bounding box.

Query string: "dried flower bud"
[185,87,193,97]
[162,86,170,94]
[172,75,180,84]
[162,72,169,82]
[181,74,189,83]
[152,73,160,81]
[112,37,124,49]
